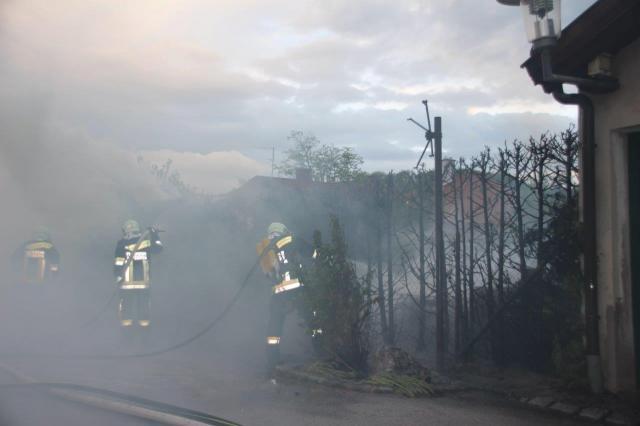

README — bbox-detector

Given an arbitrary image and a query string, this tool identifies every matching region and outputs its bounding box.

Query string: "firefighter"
[256,222,319,374]
[113,219,163,329]
[13,228,60,284]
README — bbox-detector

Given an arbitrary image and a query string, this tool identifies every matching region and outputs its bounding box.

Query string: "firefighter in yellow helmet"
[113,219,163,329]
[257,222,319,375]
[13,227,60,284]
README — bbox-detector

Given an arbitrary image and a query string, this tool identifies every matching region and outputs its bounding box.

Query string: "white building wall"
[589,37,640,393]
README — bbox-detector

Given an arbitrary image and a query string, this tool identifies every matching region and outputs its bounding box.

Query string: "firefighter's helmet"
[32,227,51,242]
[122,219,141,238]
[267,222,289,239]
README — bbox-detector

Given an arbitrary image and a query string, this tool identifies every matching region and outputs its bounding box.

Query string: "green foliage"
[540,199,586,385]
[366,373,434,397]
[277,130,319,175]
[302,216,370,371]
[305,361,361,381]
[276,130,364,182]
[302,361,433,397]
[506,196,586,376]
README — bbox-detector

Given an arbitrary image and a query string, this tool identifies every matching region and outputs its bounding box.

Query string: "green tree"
[313,144,340,183]
[337,147,364,181]
[276,130,319,177]
[276,130,363,182]
[302,216,370,372]
[541,199,585,383]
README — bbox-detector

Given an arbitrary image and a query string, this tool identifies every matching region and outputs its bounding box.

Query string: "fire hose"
[0,361,241,426]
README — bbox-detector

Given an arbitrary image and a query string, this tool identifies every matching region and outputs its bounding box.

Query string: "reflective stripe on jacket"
[16,240,60,283]
[270,234,304,294]
[113,232,162,289]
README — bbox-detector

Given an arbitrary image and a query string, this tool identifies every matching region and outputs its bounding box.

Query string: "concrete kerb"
[549,401,581,416]
[579,406,611,422]
[517,394,638,425]
[275,365,640,424]
[528,396,555,408]
[605,412,640,426]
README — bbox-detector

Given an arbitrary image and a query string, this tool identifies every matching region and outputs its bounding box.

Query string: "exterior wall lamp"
[497,0,621,394]
[498,0,562,50]
[498,0,618,93]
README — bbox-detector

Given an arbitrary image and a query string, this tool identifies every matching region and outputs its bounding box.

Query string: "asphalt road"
[0,320,592,426]
[0,356,591,426]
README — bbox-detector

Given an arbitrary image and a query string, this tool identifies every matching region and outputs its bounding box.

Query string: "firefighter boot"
[266,336,281,378]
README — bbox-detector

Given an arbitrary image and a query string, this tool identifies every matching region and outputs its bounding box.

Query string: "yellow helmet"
[122,219,141,238]
[33,227,51,242]
[267,222,289,238]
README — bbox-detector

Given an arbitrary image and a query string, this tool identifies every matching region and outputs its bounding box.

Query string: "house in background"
[221,168,375,258]
[517,0,640,397]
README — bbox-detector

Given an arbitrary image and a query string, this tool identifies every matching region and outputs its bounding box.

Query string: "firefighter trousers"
[265,290,299,372]
[265,288,324,372]
[119,288,150,328]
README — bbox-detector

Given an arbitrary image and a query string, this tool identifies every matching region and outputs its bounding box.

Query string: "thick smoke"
[0,96,167,259]
[0,3,340,423]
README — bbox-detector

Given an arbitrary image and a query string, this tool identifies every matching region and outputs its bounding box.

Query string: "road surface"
[0,291,591,426]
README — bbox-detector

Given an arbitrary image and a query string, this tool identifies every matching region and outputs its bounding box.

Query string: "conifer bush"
[302,216,370,372]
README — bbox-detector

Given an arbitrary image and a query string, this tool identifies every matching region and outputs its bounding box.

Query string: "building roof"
[522,0,640,91]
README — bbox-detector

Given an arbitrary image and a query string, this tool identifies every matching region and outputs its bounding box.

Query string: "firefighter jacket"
[257,233,308,295]
[113,230,163,289]
[13,240,60,283]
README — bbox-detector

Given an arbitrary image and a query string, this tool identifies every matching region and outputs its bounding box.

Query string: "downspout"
[533,47,618,394]
[552,87,602,394]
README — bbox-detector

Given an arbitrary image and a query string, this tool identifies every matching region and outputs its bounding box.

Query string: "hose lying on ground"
[0,359,241,425]
[0,382,241,426]
[112,251,263,359]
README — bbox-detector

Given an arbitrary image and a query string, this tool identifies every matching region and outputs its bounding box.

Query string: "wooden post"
[434,117,446,370]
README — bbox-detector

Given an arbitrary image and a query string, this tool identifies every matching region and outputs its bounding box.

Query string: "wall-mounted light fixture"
[499,0,561,49]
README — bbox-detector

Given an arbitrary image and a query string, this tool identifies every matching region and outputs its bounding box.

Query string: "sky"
[0,0,596,192]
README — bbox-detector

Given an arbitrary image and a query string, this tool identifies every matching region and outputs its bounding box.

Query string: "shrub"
[302,216,370,372]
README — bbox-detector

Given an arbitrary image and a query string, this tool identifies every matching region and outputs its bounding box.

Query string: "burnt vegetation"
[287,126,584,385]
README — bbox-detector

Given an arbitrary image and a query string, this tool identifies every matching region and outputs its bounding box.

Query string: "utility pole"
[271,146,275,177]
[254,146,277,176]
[408,100,446,370]
[433,116,446,371]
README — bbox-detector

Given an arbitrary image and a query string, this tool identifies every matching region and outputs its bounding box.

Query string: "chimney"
[442,158,455,172]
[442,158,455,181]
[295,168,313,182]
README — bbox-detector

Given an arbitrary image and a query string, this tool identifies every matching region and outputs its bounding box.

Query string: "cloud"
[467,101,575,118]
[0,0,594,173]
